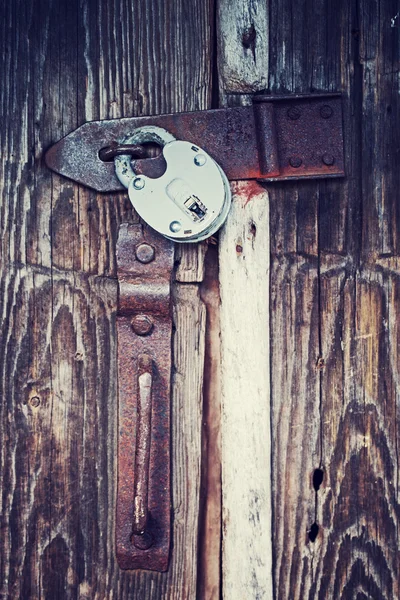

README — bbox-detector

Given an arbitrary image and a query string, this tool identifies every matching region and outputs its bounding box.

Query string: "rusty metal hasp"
[45,93,344,191]
[116,223,174,571]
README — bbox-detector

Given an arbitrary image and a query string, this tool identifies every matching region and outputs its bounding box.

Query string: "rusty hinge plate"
[45,93,344,191]
[116,223,174,571]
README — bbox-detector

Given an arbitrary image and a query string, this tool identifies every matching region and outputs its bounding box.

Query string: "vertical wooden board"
[359,0,400,257]
[217,3,272,598]
[267,0,360,597]
[270,252,321,600]
[219,181,273,599]
[198,245,222,600]
[217,0,269,94]
[167,285,206,600]
[314,0,400,597]
[314,268,400,598]
[0,0,213,597]
[0,267,118,599]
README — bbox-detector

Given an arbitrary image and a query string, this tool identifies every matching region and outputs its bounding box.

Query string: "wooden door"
[1,0,399,599]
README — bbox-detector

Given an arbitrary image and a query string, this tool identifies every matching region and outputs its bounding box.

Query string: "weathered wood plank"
[217,0,269,95]
[270,0,400,598]
[169,284,206,600]
[198,244,222,600]
[217,3,272,598]
[219,181,273,599]
[0,265,118,600]
[0,0,213,598]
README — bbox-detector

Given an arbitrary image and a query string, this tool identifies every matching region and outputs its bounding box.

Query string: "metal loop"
[99,142,147,162]
[114,126,176,189]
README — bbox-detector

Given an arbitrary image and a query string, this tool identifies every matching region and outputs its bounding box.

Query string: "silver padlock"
[114,126,231,243]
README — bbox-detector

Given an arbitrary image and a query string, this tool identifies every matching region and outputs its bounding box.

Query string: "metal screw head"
[133,177,145,190]
[194,154,207,166]
[131,315,154,336]
[287,107,301,120]
[135,243,155,264]
[322,153,335,166]
[132,531,153,550]
[320,105,333,119]
[169,220,182,233]
[289,156,303,168]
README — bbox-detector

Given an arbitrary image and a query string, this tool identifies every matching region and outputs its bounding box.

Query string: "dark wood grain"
[0,0,213,598]
[270,0,400,598]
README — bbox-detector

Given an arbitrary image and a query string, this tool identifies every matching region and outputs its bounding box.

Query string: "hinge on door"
[116,223,174,571]
[45,93,344,191]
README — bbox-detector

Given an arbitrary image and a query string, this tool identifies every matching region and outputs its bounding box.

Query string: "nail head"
[320,105,333,119]
[289,156,303,168]
[287,107,301,120]
[135,243,155,264]
[131,315,154,336]
[322,153,335,166]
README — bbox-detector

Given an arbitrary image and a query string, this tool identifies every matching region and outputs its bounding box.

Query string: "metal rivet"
[194,154,207,166]
[322,153,335,166]
[135,243,155,264]
[30,396,40,408]
[132,531,153,550]
[133,177,145,190]
[169,220,182,233]
[289,156,303,168]
[131,315,154,336]
[320,105,333,119]
[287,107,301,120]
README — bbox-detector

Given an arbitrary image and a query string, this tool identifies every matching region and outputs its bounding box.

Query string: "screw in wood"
[131,315,154,336]
[322,153,335,166]
[320,105,333,119]
[289,156,302,168]
[287,106,301,120]
[135,243,155,264]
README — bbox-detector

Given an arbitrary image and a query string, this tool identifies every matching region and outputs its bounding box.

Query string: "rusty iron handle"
[132,354,153,543]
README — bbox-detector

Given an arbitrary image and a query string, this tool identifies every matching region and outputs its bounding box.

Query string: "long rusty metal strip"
[116,223,174,571]
[45,93,344,191]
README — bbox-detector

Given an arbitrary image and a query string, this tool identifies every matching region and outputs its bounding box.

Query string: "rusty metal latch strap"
[45,93,344,191]
[116,223,174,571]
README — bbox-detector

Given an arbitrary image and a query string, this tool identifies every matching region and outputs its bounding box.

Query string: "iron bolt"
[132,531,153,550]
[322,153,335,166]
[194,153,207,166]
[133,177,145,190]
[320,105,333,119]
[289,156,303,168]
[131,315,154,336]
[135,243,155,264]
[287,106,301,120]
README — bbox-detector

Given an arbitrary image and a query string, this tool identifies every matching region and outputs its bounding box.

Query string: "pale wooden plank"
[217,0,269,96]
[219,180,273,599]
